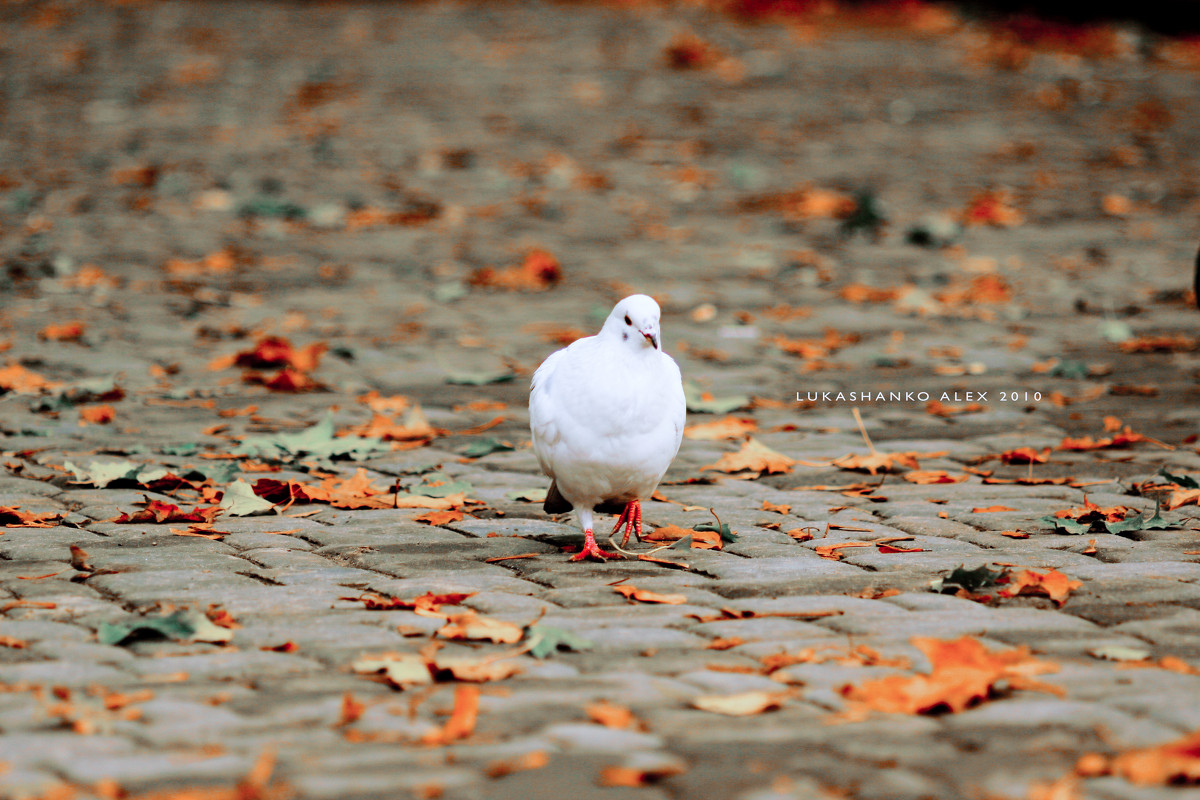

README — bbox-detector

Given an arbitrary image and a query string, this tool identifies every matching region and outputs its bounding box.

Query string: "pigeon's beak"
[640,330,659,349]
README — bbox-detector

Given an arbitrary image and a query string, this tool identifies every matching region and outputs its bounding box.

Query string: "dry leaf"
[414,509,465,525]
[485,750,550,778]
[586,701,641,729]
[839,636,1060,715]
[613,585,688,605]
[761,500,791,514]
[691,691,788,716]
[815,542,872,560]
[437,611,524,644]
[998,569,1082,607]
[971,505,1016,513]
[422,685,479,745]
[831,450,920,475]
[702,438,795,476]
[903,470,968,484]
[684,416,758,440]
[79,404,116,425]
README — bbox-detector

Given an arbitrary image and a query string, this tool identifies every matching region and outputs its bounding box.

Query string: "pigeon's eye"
[623,315,632,326]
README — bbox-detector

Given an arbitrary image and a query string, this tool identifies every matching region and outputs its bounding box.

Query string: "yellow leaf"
[691,691,788,716]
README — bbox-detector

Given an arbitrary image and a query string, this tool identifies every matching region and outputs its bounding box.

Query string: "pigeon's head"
[605,294,662,351]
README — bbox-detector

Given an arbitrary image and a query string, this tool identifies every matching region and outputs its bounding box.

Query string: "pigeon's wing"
[661,353,687,460]
[529,346,570,481]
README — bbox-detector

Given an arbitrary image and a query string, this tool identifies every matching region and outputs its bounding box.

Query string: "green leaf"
[238,196,306,220]
[1040,514,1092,534]
[526,625,593,659]
[160,443,200,457]
[1106,501,1175,534]
[457,437,514,458]
[1157,467,1199,489]
[506,488,547,503]
[695,521,738,543]
[98,610,234,646]
[1046,359,1090,379]
[684,382,751,414]
[937,564,1006,594]
[445,369,516,386]
[839,188,886,239]
[236,413,386,462]
[219,479,276,517]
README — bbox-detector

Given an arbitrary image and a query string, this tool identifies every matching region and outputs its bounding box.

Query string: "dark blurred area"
[948,1,1198,36]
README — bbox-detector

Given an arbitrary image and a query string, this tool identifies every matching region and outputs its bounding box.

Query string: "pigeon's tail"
[544,480,573,514]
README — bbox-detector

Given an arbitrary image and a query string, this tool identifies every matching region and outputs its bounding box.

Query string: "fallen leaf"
[684,416,758,440]
[0,506,64,528]
[468,248,562,291]
[220,479,277,517]
[815,542,872,560]
[0,362,59,394]
[111,497,222,525]
[613,585,688,605]
[586,701,641,729]
[831,450,920,475]
[1098,729,1200,785]
[998,569,1082,607]
[961,188,1023,227]
[526,624,593,658]
[79,404,116,425]
[485,750,551,778]
[903,470,968,484]
[762,500,791,514]
[99,609,235,646]
[599,761,686,787]
[972,505,1016,513]
[839,636,1059,715]
[39,321,85,341]
[701,437,795,476]
[691,691,789,716]
[438,611,524,644]
[999,447,1051,464]
[337,693,365,727]
[414,509,465,525]
[422,685,479,745]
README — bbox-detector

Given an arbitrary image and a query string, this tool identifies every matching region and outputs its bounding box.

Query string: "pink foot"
[611,499,643,548]
[570,529,621,561]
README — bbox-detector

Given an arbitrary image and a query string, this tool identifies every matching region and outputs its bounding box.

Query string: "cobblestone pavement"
[3,2,1200,798]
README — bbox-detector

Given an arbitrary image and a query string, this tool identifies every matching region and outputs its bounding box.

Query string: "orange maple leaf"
[468,248,562,291]
[0,362,59,394]
[998,569,1082,607]
[39,321,85,341]
[79,404,116,425]
[414,509,465,526]
[840,636,1060,715]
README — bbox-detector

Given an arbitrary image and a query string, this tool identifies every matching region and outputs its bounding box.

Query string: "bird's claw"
[611,500,643,548]
[571,529,622,561]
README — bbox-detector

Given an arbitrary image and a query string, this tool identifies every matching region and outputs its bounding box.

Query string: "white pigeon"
[529,294,686,561]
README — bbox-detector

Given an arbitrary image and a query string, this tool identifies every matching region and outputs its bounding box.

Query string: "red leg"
[610,499,643,547]
[570,528,621,561]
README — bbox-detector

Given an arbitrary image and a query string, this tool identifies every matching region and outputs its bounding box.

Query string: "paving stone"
[4,3,1200,798]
